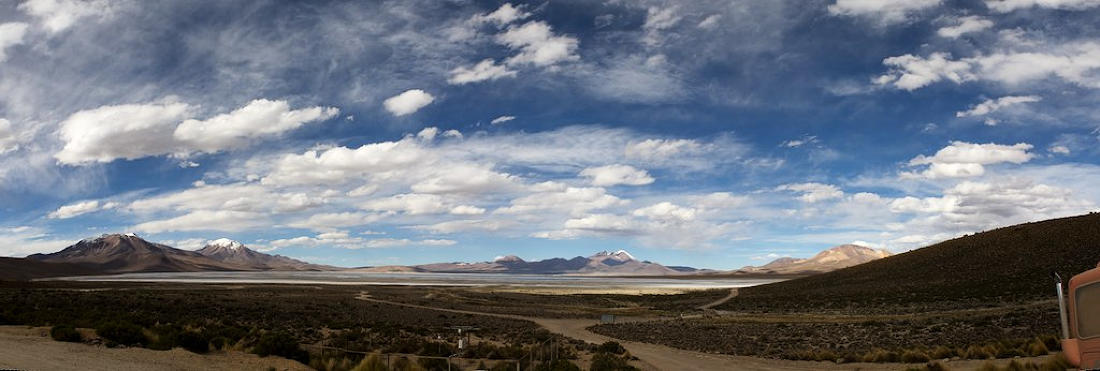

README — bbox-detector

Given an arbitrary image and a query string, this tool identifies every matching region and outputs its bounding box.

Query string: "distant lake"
[49,271,785,290]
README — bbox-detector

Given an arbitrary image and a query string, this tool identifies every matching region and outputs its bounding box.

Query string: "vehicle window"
[1078,282,1100,338]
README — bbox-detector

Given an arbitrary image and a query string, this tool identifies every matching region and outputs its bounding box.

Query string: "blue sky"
[1,0,1099,269]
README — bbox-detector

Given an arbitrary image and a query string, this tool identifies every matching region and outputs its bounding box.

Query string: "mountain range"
[352,245,891,276]
[355,249,693,275]
[0,233,891,280]
[734,244,892,275]
[19,233,329,277]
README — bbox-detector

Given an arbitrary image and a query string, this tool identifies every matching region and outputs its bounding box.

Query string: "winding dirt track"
[697,288,738,310]
[355,292,909,371]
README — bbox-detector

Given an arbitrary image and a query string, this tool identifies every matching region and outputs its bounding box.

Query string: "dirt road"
[355,291,905,370]
[697,288,738,310]
[355,291,1055,371]
[0,326,309,371]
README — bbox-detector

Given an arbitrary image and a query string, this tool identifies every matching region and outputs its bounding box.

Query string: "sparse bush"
[596,341,626,355]
[390,357,422,371]
[97,321,147,346]
[253,331,308,364]
[965,345,994,360]
[209,336,230,350]
[351,354,388,371]
[813,349,838,362]
[590,352,638,371]
[1002,360,1029,371]
[532,359,581,371]
[868,349,901,363]
[489,362,517,371]
[901,350,931,363]
[906,362,950,371]
[1026,338,1049,357]
[177,331,209,354]
[928,346,954,360]
[50,325,82,342]
[416,357,456,370]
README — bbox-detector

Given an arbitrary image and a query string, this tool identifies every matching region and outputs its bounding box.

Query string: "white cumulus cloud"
[985,0,1100,13]
[174,99,338,153]
[448,59,517,85]
[877,42,1100,90]
[579,164,655,187]
[497,21,579,67]
[956,96,1041,118]
[383,89,435,116]
[904,141,1034,179]
[55,99,337,164]
[48,200,112,219]
[937,16,994,38]
[827,0,942,25]
[490,115,515,125]
[777,183,845,203]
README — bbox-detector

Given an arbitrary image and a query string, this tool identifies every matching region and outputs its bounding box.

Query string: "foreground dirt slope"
[0,326,309,371]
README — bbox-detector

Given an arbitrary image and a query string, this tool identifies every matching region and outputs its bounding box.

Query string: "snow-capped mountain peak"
[493,255,524,263]
[207,238,244,250]
[591,249,635,261]
[611,249,635,260]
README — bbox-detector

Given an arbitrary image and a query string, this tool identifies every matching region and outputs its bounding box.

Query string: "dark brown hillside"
[0,257,98,280]
[721,212,1100,312]
[26,234,245,274]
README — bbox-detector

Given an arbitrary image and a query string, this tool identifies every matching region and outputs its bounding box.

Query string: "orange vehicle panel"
[1068,265,1100,368]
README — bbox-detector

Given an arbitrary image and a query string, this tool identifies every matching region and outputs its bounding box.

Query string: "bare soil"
[0,326,309,371]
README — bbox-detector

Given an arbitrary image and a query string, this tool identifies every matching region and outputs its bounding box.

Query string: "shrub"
[1002,360,1029,371]
[253,331,309,364]
[352,354,388,371]
[596,341,626,355]
[533,359,582,371]
[590,352,638,371]
[965,345,993,360]
[416,357,455,370]
[148,325,180,350]
[906,362,949,371]
[490,362,518,371]
[812,349,838,362]
[929,346,954,360]
[210,336,230,350]
[870,349,901,363]
[901,350,931,363]
[1026,339,1049,357]
[97,321,147,346]
[50,325,82,342]
[177,331,209,354]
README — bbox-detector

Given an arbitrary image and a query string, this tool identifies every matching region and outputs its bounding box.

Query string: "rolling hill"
[0,257,98,281]
[721,212,1100,311]
[735,244,892,275]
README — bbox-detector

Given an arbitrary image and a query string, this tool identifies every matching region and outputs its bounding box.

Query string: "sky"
[1,0,1099,269]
